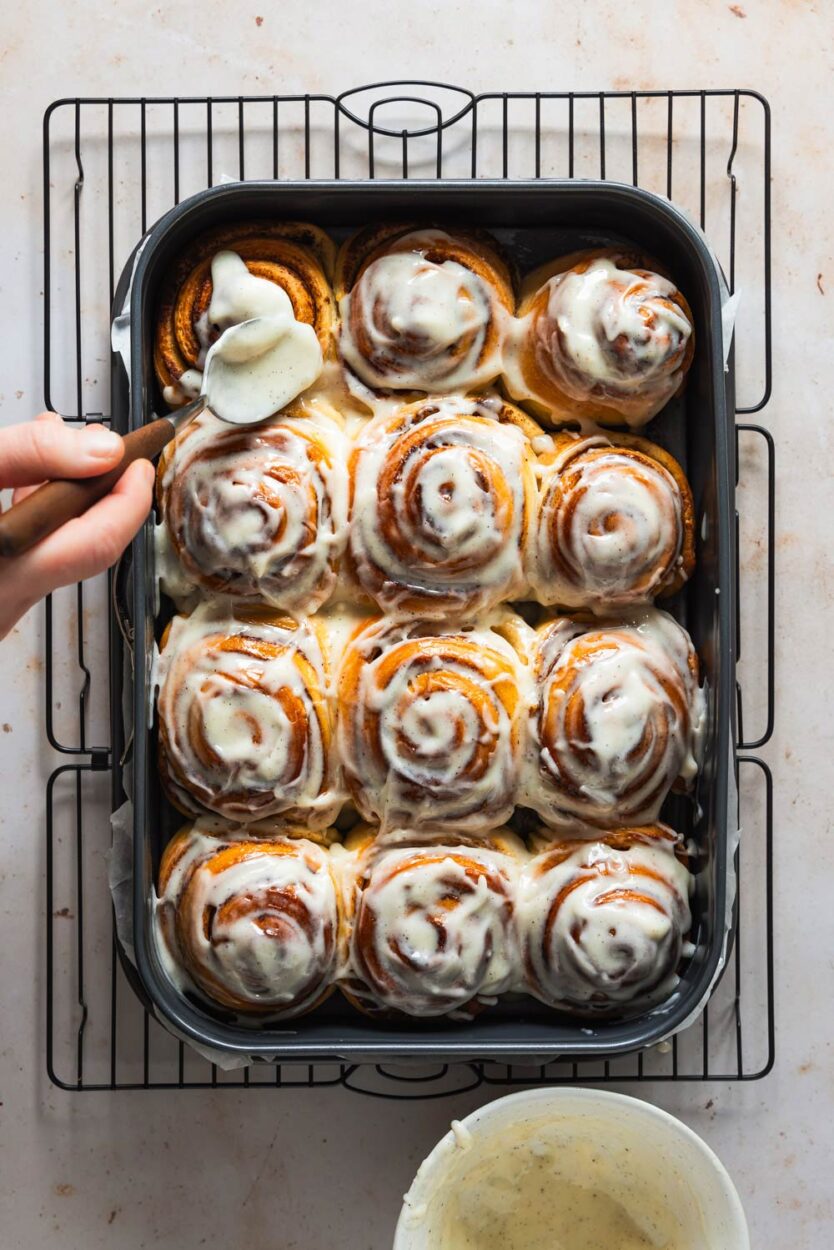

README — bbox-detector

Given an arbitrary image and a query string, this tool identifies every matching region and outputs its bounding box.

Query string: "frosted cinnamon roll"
[154,222,336,406]
[504,249,695,428]
[524,608,705,830]
[341,828,524,1018]
[336,225,513,402]
[528,431,695,609]
[337,614,530,832]
[348,395,538,616]
[156,822,341,1017]
[519,825,693,1012]
[155,399,349,612]
[157,603,341,827]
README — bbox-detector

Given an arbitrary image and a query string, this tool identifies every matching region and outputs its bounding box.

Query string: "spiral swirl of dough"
[525,608,705,830]
[348,395,536,616]
[337,615,528,832]
[156,603,340,828]
[155,403,348,612]
[343,833,522,1018]
[157,824,340,1016]
[519,826,693,1012]
[504,250,694,427]
[337,227,512,398]
[529,433,695,609]
[154,222,336,406]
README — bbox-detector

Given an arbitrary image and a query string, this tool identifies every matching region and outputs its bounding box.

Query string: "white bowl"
[395,1088,749,1250]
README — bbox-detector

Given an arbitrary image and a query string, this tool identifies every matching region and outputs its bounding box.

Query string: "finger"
[7,413,61,503]
[0,415,125,488]
[15,459,154,595]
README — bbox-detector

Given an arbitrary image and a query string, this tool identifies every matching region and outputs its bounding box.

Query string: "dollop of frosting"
[164,251,323,421]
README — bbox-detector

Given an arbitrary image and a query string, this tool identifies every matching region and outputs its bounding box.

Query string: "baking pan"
[111,180,735,1064]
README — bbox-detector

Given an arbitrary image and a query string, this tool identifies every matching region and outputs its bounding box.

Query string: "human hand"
[0,412,154,639]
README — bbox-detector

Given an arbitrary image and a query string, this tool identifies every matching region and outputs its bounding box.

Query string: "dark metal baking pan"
[111,179,735,1064]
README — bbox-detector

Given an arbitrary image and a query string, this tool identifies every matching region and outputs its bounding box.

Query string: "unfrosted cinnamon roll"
[340,827,524,1018]
[336,225,513,402]
[518,825,693,1013]
[155,399,349,612]
[524,608,705,830]
[156,822,341,1017]
[157,602,341,827]
[504,249,695,427]
[337,614,530,832]
[154,222,336,406]
[348,395,538,616]
[528,431,695,609]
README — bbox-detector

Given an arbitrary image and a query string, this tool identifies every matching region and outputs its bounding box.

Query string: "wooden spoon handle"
[0,417,176,559]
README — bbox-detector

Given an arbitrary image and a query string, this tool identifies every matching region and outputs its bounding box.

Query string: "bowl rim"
[395,1087,750,1249]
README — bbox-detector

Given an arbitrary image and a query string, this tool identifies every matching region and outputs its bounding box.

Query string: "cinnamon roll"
[504,249,695,427]
[156,822,341,1016]
[336,225,513,401]
[528,431,695,609]
[155,399,349,612]
[336,613,530,832]
[348,395,538,616]
[156,602,341,827]
[518,825,693,1012]
[341,828,524,1018]
[154,222,336,406]
[524,608,705,830]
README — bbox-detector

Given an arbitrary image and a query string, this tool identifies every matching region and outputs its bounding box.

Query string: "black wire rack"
[42,83,775,1096]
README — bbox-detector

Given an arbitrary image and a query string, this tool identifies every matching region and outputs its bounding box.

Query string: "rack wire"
[42,83,774,1094]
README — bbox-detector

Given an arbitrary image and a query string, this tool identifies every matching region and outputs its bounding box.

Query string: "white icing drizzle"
[156,602,342,826]
[167,250,323,421]
[337,615,531,832]
[530,435,686,609]
[155,825,339,1015]
[524,607,706,830]
[156,405,348,612]
[518,831,693,1010]
[540,257,691,397]
[347,840,520,1017]
[349,396,531,615]
[339,232,505,393]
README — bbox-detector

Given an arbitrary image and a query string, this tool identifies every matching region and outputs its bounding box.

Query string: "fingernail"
[85,428,123,459]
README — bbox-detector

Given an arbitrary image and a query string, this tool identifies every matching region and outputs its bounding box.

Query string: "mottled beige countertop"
[0,1,831,1247]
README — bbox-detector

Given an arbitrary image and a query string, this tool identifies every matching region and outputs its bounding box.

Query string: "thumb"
[0,414,124,489]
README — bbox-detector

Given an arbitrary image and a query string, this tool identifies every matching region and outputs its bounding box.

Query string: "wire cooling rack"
[42,83,774,1094]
